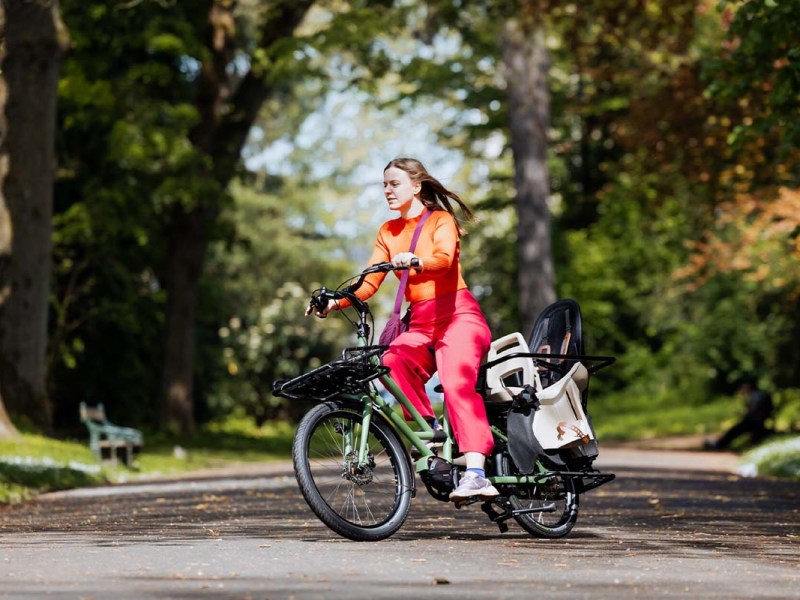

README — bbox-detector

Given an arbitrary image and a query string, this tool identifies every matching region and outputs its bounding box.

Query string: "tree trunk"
[159,0,315,434]
[160,208,210,435]
[0,2,17,438]
[502,16,556,337]
[0,0,66,432]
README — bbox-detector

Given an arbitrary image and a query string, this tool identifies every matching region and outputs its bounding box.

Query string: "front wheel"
[292,402,413,541]
[498,455,579,538]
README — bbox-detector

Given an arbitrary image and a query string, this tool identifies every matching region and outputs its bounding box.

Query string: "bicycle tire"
[292,402,413,541]
[499,455,579,538]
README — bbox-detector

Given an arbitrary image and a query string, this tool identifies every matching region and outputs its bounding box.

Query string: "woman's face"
[383,166,420,213]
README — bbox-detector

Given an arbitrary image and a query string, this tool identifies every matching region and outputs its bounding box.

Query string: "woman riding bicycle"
[307,157,498,501]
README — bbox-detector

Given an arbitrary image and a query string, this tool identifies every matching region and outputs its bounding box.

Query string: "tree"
[502,10,556,335]
[159,0,317,434]
[0,2,16,438]
[50,0,205,431]
[0,0,67,432]
[368,0,559,334]
[52,0,403,434]
[672,187,800,389]
[705,0,800,179]
[552,0,800,406]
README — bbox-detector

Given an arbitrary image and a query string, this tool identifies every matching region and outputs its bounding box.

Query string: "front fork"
[355,398,374,466]
[333,400,375,475]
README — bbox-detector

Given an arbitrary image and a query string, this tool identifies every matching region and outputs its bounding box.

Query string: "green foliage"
[557,155,798,406]
[462,201,519,335]
[47,0,417,432]
[705,0,800,172]
[50,0,215,428]
[201,182,355,425]
[0,460,103,503]
[591,390,741,440]
[558,167,712,399]
[773,388,800,432]
[210,281,349,425]
[549,3,799,407]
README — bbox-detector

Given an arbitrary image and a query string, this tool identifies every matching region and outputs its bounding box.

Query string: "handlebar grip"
[310,287,329,313]
[410,258,420,268]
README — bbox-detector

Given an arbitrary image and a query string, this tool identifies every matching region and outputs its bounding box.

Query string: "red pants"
[383,289,494,455]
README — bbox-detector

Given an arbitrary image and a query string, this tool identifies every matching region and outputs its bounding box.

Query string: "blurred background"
[0,0,798,452]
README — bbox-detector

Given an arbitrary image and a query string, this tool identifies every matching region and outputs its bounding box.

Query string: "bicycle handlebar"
[309,259,420,315]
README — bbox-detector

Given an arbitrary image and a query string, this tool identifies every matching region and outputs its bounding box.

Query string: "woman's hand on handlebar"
[390,253,422,270]
[305,298,338,319]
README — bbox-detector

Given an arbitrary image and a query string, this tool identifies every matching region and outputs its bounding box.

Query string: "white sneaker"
[449,471,500,501]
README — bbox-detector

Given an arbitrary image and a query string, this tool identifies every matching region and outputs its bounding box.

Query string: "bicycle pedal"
[452,496,480,508]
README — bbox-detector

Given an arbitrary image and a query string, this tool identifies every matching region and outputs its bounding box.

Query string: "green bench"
[79,402,143,467]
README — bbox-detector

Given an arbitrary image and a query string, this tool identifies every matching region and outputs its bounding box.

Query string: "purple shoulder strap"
[392,210,431,316]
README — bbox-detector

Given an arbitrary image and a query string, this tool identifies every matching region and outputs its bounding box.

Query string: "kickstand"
[480,500,511,534]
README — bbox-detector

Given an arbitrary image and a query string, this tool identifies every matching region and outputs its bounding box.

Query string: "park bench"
[79,402,143,467]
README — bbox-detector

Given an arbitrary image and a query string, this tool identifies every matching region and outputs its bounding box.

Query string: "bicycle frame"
[327,327,448,471]
[342,331,557,487]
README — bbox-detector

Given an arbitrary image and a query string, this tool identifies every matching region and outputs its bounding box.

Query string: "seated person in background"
[705,378,774,450]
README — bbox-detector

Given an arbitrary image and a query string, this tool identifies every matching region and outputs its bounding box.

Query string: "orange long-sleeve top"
[342,210,468,308]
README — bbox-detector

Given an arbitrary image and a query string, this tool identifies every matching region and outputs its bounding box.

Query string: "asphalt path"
[0,446,798,599]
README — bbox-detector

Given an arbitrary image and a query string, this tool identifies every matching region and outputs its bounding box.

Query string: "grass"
[0,415,295,504]
[0,435,108,503]
[589,390,743,441]
[134,416,295,476]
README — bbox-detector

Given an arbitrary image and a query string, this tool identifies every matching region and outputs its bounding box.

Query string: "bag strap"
[391,210,431,316]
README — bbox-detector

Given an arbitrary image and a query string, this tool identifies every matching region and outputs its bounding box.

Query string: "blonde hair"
[384,157,474,232]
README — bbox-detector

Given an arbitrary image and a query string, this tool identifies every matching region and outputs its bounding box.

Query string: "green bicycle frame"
[340,336,552,486]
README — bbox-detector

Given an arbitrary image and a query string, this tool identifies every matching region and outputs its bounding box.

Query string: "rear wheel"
[293,402,413,541]
[499,455,579,538]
